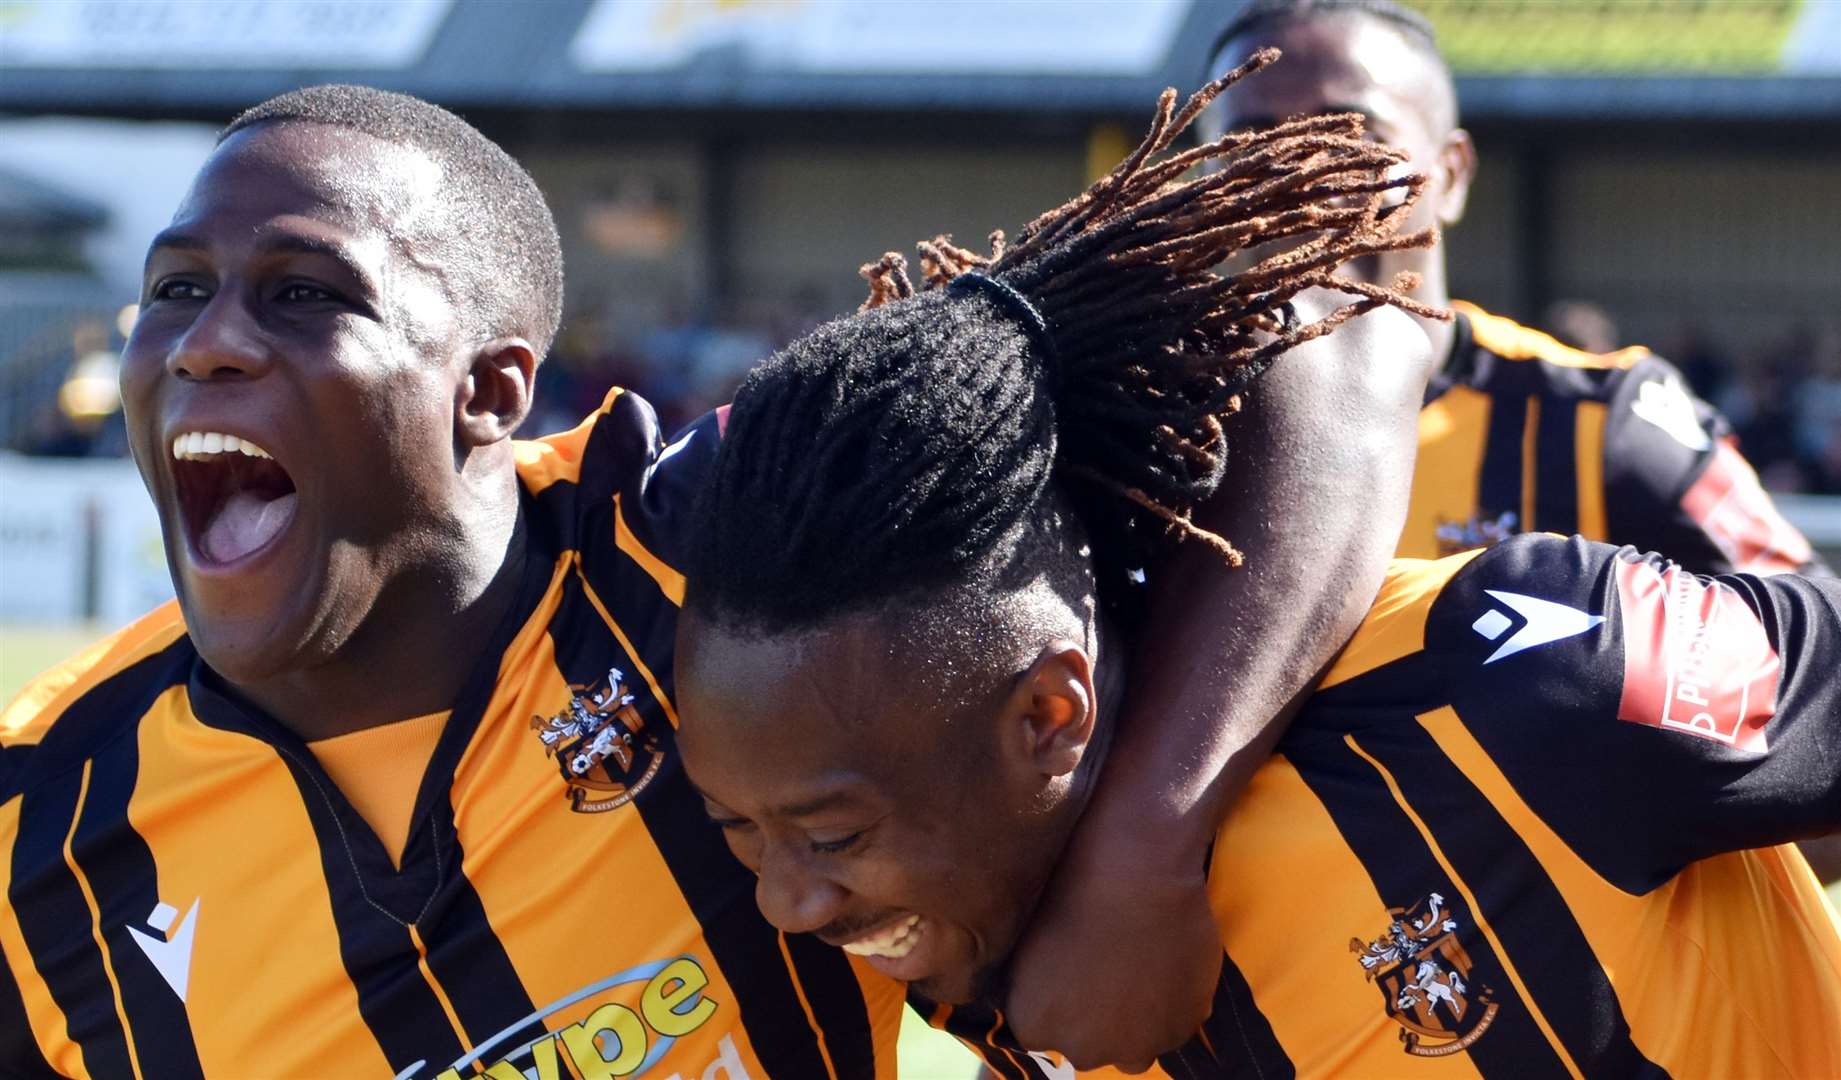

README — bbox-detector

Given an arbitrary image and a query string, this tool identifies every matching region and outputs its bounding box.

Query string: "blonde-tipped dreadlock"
[688,50,1444,630]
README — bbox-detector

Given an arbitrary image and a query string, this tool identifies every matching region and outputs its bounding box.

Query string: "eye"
[278,282,339,304]
[151,279,209,302]
[809,830,864,856]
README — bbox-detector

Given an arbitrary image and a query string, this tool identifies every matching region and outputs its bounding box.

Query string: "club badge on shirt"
[531,666,665,813]
[1351,892,1499,1057]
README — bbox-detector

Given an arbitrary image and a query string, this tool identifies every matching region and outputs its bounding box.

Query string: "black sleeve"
[618,405,726,573]
[1424,533,1841,893]
[1604,354,1829,576]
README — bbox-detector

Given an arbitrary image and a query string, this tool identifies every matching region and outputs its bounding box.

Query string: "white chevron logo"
[127,899,198,1003]
[1471,590,1604,664]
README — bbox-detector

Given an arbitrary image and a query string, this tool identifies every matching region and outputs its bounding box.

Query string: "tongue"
[201,491,297,565]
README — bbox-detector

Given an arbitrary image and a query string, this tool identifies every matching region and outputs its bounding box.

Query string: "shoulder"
[1320,551,1486,689]
[2,603,192,801]
[1455,301,1659,403]
[1319,535,1630,702]
[514,386,724,558]
[1456,301,1652,378]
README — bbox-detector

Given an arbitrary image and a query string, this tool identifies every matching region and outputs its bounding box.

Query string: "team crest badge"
[530,666,663,813]
[1350,892,1498,1057]
[1434,510,1518,556]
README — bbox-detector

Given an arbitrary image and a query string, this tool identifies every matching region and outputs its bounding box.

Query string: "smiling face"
[676,597,1105,1005]
[120,121,480,686]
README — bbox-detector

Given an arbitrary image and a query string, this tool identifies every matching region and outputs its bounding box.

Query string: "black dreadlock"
[685,51,1445,634]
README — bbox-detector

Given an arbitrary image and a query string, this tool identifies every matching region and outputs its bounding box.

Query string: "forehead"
[1215,16,1445,133]
[171,121,445,246]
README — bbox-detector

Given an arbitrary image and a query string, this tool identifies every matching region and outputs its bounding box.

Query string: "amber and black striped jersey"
[0,390,904,1080]
[943,535,1841,1079]
[1403,302,1825,576]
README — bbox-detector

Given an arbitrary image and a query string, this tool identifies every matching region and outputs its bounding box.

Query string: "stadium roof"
[2,0,1837,121]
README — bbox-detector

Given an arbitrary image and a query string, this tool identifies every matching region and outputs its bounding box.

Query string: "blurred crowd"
[1545,301,1841,496]
[16,298,1841,497]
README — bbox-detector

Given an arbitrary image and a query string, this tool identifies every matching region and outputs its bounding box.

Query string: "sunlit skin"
[1202,15,1476,360]
[676,604,1114,1006]
[119,122,537,739]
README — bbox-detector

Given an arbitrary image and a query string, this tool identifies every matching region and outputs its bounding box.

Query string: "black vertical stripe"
[1476,383,1531,530]
[1533,397,1581,537]
[8,765,136,1080]
[1163,951,1293,1080]
[265,741,468,1074]
[547,578,845,1080]
[1288,730,1575,1078]
[6,644,192,1080]
[412,843,549,1061]
[922,1000,1044,1080]
[0,937,62,1078]
[781,929,877,1078]
[70,729,204,1079]
[1360,723,1668,1078]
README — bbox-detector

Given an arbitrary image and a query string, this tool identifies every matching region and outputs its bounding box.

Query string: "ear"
[1434,128,1477,228]
[455,337,537,448]
[999,642,1098,779]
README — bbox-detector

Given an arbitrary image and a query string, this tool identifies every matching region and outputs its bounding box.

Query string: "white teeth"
[170,431,274,462]
[842,915,922,959]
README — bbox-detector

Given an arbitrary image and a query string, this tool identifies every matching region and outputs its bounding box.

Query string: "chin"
[913,959,1006,1009]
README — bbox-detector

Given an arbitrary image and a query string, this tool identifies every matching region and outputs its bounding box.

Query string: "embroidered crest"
[530,666,663,813]
[1350,892,1499,1057]
[1434,510,1518,556]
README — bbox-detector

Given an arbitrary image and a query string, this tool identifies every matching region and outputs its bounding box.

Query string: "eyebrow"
[771,790,858,819]
[143,229,378,297]
[691,781,857,822]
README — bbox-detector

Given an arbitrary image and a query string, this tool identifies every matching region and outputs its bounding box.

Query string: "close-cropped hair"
[223,84,564,357]
[684,51,1444,636]
[1209,0,1445,74]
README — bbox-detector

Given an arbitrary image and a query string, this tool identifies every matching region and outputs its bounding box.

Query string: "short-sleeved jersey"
[942,535,1841,1079]
[1402,302,1824,576]
[0,390,904,1080]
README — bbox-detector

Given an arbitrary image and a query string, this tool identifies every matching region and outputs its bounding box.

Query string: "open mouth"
[171,431,299,567]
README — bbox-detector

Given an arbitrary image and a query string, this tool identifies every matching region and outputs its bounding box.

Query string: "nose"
[754,841,849,936]
[167,290,271,382]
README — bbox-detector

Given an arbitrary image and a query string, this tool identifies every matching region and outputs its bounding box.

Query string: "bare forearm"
[1085,302,1430,869]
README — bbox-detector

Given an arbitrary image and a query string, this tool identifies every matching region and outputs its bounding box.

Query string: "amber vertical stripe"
[63,762,144,1080]
[1575,402,1608,540]
[1344,734,1585,1080]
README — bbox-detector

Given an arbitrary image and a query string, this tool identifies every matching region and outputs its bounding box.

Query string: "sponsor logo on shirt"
[532,666,664,813]
[398,956,743,1080]
[1630,376,1713,452]
[1680,439,1814,574]
[1470,590,1605,664]
[1350,892,1498,1057]
[1613,558,1779,753]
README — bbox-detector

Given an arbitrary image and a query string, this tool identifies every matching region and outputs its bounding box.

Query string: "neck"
[1404,248,1456,366]
[232,472,530,741]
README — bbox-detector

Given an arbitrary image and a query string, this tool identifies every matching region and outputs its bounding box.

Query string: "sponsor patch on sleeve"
[1680,439,1814,574]
[1613,557,1780,753]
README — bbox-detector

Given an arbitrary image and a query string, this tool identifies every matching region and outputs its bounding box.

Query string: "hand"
[1002,851,1222,1072]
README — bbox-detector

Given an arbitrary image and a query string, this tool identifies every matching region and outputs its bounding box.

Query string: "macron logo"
[1471,590,1604,664]
[127,899,198,1003]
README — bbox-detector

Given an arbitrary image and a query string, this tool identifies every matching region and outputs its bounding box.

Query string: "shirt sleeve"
[1603,354,1828,576]
[1423,533,1841,893]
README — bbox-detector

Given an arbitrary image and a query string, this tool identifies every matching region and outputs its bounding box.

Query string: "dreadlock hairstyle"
[684,50,1445,634]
